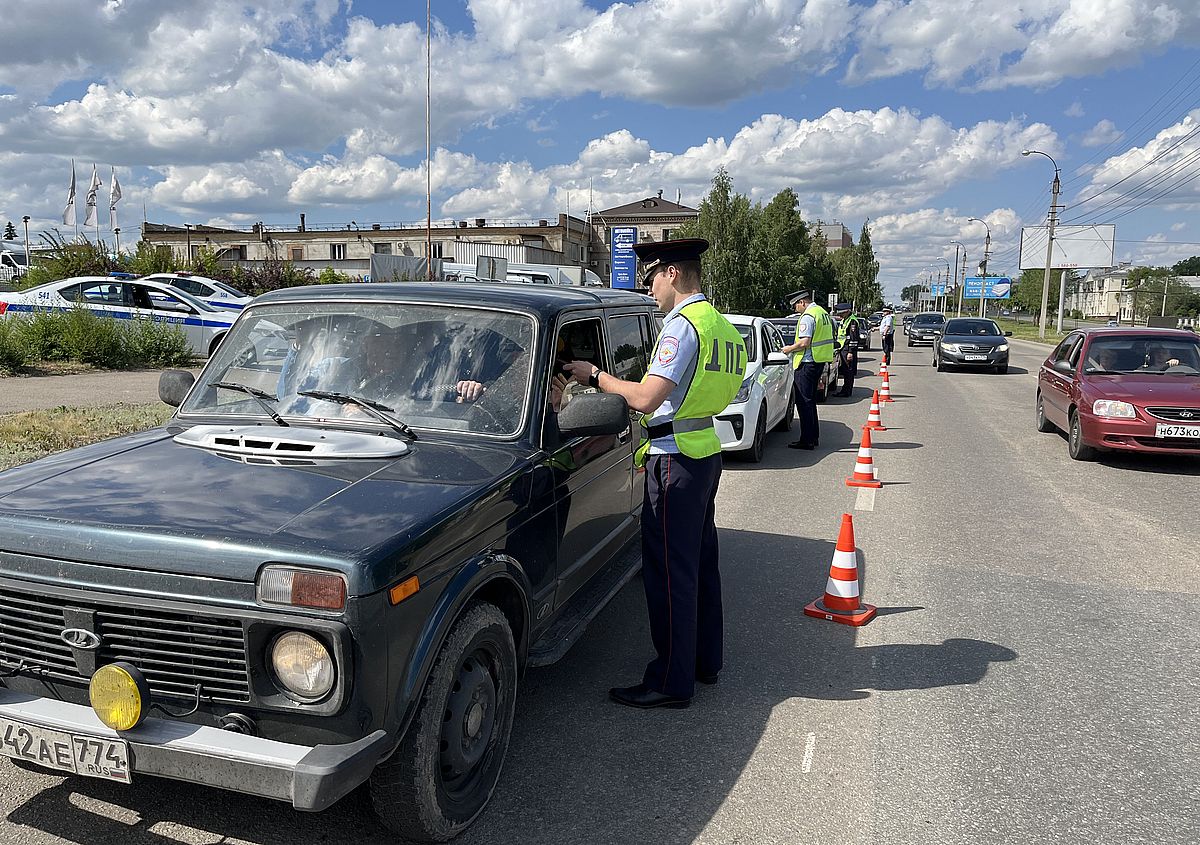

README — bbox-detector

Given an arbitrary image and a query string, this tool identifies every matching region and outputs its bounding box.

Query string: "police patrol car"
[140,272,252,310]
[0,274,237,357]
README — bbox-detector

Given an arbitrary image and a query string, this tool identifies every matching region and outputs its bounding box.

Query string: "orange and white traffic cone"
[845,425,883,489]
[864,390,887,430]
[879,369,895,403]
[804,513,877,627]
[877,359,888,378]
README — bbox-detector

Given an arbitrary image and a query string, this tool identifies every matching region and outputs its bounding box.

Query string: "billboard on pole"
[1019,224,1115,270]
[962,277,1012,299]
[610,227,637,289]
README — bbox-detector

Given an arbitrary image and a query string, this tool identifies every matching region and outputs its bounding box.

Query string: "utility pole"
[949,240,966,317]
[968,218,991,318]
[1024,150,1062,337]
[21,215,30,267]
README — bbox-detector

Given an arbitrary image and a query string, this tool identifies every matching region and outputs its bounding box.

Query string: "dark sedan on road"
[906,312,946,347]
[933,318,1012,373]
[1036,326,1200,460]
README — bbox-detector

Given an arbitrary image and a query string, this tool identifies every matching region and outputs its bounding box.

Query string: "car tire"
[208,333,226,358]
[773,388,793,432]
[741,404,766,462]
[370,602,517,843]
[995,364,1008,374]
[907,339,913,347]
[936,356,946,372]
[1036,392,1055,433]
[1068,409,1097,462]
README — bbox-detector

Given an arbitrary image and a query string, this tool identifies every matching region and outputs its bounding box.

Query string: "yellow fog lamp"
[89,662,151,731]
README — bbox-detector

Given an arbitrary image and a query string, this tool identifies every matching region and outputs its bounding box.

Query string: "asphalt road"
[1,340,1196,844]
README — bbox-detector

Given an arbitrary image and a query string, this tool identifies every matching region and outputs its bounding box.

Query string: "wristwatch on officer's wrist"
[588,367,601,389]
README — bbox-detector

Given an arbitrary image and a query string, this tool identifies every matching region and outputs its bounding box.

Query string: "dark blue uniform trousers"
[641,451,723,699]
[793,361,822,447]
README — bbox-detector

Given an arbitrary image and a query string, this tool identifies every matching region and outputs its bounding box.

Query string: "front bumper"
[1080,412,1200,455]
[0,686,390,811]
[908,333,939,345]
[939,348,1009,366]
[716,404,755,450]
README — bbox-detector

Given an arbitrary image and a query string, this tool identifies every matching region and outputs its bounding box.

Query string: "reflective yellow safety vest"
[635,299,745,465]
[837,311,858,345]
[792,303,835,368]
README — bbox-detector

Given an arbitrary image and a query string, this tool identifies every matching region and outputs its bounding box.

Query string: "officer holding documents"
[563,238,744,709]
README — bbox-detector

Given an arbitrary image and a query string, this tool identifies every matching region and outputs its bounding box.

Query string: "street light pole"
[1023,149,1062,338]
[939,257,951,313]
[21,215,31,266]
[948,240,966,317]
[968,218,991,318]
[114,227,121,255]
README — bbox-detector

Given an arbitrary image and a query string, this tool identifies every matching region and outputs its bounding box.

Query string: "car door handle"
[617,429,631,444]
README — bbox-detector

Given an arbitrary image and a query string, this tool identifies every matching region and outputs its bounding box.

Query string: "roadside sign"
[828,293,837,308]
[930,283,947,297]
[476,256,508,281]
[962,277,1012,299]
[610,227,637,289]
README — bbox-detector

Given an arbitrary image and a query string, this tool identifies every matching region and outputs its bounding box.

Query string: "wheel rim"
[1037,397,1044,425]
[439,646,499,798]
[755,410,765,457]
[1070,415,1081,454]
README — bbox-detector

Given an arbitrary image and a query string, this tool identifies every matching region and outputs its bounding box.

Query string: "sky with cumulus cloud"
[2,0,1200,296]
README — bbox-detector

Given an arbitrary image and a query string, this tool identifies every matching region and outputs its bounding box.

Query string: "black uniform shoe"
[609,684,691,709]
[696,672,720,685]
[787,441,816,450]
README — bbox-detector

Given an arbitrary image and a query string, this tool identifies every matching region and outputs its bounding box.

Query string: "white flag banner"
[62,161,77,226]
[84,163,101,227]
[109,167,122,227]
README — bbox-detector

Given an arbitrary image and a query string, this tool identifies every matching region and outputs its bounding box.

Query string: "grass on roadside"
[0,403,173,472]
[993,318,1067,345]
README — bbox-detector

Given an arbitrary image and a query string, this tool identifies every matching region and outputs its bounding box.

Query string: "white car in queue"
[715,314,795,462]
[141,272,252,311]
[0,275,237,357]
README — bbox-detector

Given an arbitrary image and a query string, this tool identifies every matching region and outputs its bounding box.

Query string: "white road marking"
[801,732,816,773]
[854,486,876,511]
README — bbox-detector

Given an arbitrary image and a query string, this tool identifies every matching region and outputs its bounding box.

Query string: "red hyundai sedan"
[1036,327,1200,461]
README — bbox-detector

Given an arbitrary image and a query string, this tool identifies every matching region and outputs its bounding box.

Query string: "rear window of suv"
[912,314,945,325]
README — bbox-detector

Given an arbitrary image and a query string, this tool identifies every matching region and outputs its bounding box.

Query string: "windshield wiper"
[298,390,419,440]
[211,381,288,426]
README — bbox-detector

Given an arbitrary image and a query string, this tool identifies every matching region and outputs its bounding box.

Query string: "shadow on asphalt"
[724,421,856,471]
[6,530,1019,845]
[871,441,924,450]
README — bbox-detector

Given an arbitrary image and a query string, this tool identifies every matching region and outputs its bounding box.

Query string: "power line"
[1064,123,1200,219]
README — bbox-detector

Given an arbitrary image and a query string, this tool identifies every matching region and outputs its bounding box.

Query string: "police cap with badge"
[785,289,813,307]
[634,238,709,285]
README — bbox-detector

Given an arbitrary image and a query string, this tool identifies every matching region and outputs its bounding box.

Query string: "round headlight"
[90,662,150,731]
[270,631,335,699]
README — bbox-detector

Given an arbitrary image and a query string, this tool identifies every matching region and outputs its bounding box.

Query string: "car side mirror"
[1004,331,1013,337]
[765,351,789,366]
[159,369,196,407]
[1052,359,1074,375]
[556,392,630,437]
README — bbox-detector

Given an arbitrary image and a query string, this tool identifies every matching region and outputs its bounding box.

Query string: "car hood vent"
[174,425,409,459]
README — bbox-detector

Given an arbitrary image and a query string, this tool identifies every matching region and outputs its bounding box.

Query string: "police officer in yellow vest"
[564,238,744,709]
[780,290,835,450]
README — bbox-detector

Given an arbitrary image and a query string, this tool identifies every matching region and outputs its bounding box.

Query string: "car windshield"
[770,319,797,343]
[734,323,758,361]
[182,302,537,435]
[913,315,945,325]
[1081,336,1200,375]
[944,319,1000,336]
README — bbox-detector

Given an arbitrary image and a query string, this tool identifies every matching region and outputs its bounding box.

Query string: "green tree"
[3,222,16,241]
[746,188,812,315]
[849,221,882,310]
[901,284,924,306]
[1011,268,1062,316]
[1124,266,1178,320]
[675,167,754,311]
[1171,256,1200,275]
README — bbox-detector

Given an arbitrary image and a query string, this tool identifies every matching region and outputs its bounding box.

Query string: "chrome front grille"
[1146,407,1200,422]
[0,586,250,703]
